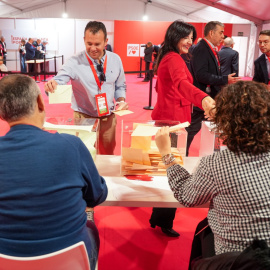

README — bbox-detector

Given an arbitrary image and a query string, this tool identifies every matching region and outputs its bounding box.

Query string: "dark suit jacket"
[25,42,37,60]
[253,54,269,85]
[105,44,112,52]
[218,46,239,76]
[144,46,153,62]
[190,39,228,100]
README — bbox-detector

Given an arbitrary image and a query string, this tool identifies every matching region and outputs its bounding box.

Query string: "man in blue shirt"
[0,74,107,270]
[45,21,127,155]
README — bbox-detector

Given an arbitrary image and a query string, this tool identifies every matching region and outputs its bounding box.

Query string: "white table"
[95,155,207,208]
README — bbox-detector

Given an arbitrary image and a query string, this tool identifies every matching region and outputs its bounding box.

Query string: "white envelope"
[49,85,72,104]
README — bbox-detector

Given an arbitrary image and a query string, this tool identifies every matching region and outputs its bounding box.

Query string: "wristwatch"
[162,153,175,165]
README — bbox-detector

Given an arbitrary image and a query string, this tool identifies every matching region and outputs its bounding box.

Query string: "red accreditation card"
[95,93,109,117]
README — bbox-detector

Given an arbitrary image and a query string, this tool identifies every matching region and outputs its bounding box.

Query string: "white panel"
[0,18,14,30]
[232,36,248,77]
[14,19,35,30]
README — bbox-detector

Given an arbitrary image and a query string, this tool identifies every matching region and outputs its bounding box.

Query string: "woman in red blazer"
[150,20,214,237]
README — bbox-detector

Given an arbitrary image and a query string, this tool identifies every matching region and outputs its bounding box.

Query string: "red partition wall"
[114,20,232,72]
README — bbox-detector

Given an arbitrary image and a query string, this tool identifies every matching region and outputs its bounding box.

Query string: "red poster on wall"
[114,20,232,72]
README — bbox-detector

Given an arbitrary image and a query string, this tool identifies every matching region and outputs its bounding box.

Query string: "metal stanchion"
[143,69,154,110]
[137,57,144,78]
[42,55,47,82]
[34,59,40,83]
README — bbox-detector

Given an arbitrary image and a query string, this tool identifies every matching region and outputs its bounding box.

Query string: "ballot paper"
[43,121,93,133]
[113,110,134,116]
[131,121,189,137]
[48,85,72,104]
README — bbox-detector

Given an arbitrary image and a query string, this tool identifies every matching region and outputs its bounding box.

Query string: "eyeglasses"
[257,41,270,46]
[97,64,106,82]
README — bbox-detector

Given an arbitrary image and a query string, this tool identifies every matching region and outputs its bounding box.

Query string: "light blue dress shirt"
[54,50,126,117]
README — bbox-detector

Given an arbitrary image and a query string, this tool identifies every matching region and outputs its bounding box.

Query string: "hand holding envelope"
[48,85,72,104]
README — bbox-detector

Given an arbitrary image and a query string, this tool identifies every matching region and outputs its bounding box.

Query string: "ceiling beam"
[0,0,23,11]
[194,0,263,25]
[137,0,189,17]
[4,0,62,17]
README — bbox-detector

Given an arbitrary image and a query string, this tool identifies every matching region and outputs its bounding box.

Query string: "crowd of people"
[0,19,270,270]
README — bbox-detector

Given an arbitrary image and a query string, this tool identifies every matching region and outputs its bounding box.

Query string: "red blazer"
[152,52,208,123]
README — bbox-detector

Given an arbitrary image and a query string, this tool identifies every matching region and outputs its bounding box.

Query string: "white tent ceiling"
[0,0,269,25]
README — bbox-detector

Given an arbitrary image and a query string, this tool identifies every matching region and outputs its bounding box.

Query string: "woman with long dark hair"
[150,20,214,237]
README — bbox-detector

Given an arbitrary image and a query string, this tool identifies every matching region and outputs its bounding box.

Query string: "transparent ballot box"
[199,121,225,157]
[43,117,98,160]
[121,120,187,176]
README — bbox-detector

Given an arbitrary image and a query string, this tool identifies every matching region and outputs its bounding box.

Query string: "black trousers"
[149,207,176,229]
[188,217,215,270]
[145,61,151,80]
[186,108,206,156]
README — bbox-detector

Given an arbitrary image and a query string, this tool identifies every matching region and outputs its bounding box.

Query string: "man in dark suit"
[25,38,40,72]
[218,37,239,76]
[142,41,153,82]
[187,21,239,155]
[253,30,270,85]
[0,36,7,65]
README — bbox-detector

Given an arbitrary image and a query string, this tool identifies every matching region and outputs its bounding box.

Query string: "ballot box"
[121,120,187,176]
[199,121,226,157]
[43,117,98,160]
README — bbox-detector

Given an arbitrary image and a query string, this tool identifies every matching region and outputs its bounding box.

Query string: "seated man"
[0,74,107,270]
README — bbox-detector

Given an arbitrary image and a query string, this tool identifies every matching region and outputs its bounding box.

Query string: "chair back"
[0,241,90,270]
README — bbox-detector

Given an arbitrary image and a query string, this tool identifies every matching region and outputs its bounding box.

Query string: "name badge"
[95,93,109,117]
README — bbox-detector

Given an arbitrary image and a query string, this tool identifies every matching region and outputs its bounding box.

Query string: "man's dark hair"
[84,21,107,40]
[259,30,270,37]
[204,21,224,37]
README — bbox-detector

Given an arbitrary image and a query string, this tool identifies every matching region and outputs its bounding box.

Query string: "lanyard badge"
[85,52,109,116]
[95,93,109,116]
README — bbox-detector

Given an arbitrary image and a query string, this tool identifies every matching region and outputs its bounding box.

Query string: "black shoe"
[142,79,149,82]
[161,228,180,237]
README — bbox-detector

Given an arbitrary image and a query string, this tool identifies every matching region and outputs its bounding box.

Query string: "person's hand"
[115,101,128,111]
[228,73,241,84]
[44,79,58,93]
[202,96,216,119]
[155,126,171,156]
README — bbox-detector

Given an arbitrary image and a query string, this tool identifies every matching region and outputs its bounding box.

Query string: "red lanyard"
[85,52,107,91]
[204,39,220,68]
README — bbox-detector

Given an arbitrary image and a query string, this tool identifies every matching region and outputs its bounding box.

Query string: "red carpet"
[0,74,252,269]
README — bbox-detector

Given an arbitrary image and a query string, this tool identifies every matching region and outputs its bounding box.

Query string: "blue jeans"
[86,220,100,270]
[20,54,26,73]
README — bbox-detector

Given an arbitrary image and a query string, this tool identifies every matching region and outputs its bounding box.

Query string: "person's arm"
[155,127,216,207]
[168,54,214,111]
[114,56,127,110]
[252,60,261,82]
[44,59,74,93]
[231,51,239,77]
[78,139,108,207]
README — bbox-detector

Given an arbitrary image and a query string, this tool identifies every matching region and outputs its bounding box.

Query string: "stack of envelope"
[121,123,186,176]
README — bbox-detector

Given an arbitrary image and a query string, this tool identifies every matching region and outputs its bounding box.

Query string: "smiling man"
[253,30,270,85]
[186,21,240,156]
[45,21,127,155]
